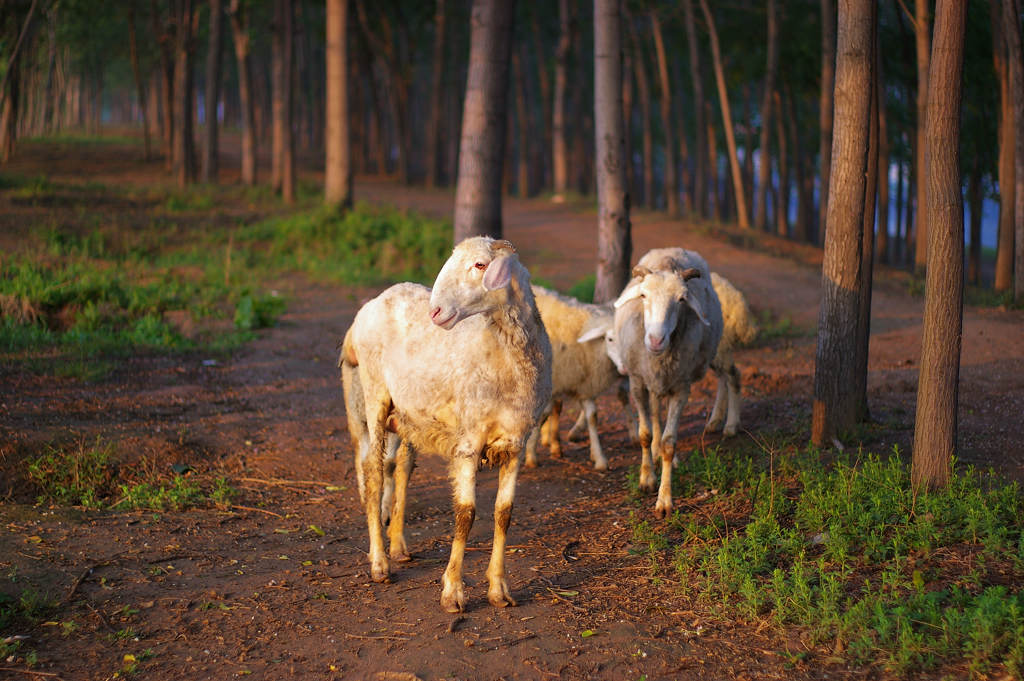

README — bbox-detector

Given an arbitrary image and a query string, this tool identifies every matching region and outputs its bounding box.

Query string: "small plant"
[209,477,238,509]
[27,438,114,508]
[114,475,202,512]
[567,274,596,303]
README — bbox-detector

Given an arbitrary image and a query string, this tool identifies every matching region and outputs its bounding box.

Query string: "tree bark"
[276,0,296,202]
[552,0,572,200]
[774,89,789,237]
[912,0,931,273]
[699,0,749,228]
[855,5,878,422]
[173,0,197,187]
[756,0,779,231]
[811,0,873,446]
[622,41,634,197]
[202,0,224,183]
[152,0,175,168]
[876,37,889,264]
[426,0,446,188]
[682,0,706,218]
[912,0,965,491]
[1005,0,1024,301]
[650,9,678,217]
[819,0,836,243]
[325,0,352,209]
[531,9,552,191]
[229,0,256,185]
[453,0,515,242]
[594,0,632,303]
[707,100,720,221]
[626,10,653,209]
[993,1,1015,292]
[513,49,530,198]
[127,3,152,161]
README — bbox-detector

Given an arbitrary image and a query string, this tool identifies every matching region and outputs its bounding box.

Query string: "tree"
[912,0,966,490]
[682,0,706,218]
[593,0,631,303]
[755,0,779,231]
[912,0,931,273]
[649,9,677,217]
[228,0,256,185]
[625,7,653,209]
[127,2,152,161]
[811,0,873,447]
[452,0,515,242]
[426,0,446,188]
[173,0,197,186]
[1005,0,1024,301]
[273,0,296,201]
[993,0,1014,292]
[819,0,835,242]
[855,4,878,422]
[201,0,224,183]
[552,0,572,201]
[325,0,352,209]
[699,0,749,229]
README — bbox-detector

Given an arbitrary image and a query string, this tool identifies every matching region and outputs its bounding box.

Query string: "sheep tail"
[339,327,359,368]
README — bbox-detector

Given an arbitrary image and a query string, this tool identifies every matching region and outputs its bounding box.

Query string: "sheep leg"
[566,407,587,442]
[707,371,729,433]
[388,440,414,562]
[539,400,558,448]
[362,405,390,583]
[583,399,608,471]
[723,364,742,436]
[649,392,667,466]
[547,399,563,458]
[486,452,521,608]
[524,402,552,468]
[631,380,656,492]
[380,433,399,526]
[618,380,640,444]
[655,395,687,519]
[441,453,477,613]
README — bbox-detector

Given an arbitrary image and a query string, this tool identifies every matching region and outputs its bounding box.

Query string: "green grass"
[628,446,1024,677]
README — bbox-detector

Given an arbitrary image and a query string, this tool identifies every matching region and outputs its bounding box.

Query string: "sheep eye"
[474,262,487,270]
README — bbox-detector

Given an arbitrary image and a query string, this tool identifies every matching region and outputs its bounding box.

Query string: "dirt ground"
[2,144,1024,681]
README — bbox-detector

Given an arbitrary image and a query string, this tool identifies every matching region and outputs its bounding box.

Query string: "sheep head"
[429,237,520,329]
[614,269,708,354]
[577,307,624,374]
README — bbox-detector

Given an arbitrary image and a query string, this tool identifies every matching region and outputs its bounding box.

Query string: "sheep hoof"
[488,580,516,608]
[592,457,609,472]
[653,502,672,520]
[371,561,390,583]
[390,544,412,563]
[706,419,725,433]
[566,429,586,442]
[523,456,538,469]
[441,580,466,613]
[723,424,739,437]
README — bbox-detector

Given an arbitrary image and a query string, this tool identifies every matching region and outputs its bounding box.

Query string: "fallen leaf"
[581,629,596,638]
[556,590,579,597]
[307,524,325,537]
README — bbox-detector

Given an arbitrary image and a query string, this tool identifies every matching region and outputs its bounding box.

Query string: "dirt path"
[3,159,1024,680]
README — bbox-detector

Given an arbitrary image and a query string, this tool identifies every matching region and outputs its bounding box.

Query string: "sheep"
[612,248,723,518]
[523,287,620,470]
[340,236,552,613]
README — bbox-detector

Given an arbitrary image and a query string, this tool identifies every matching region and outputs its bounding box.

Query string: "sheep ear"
[686,295,710,326]
[483,255,514,290]
[577,312,612,343]
[614,282,643,309]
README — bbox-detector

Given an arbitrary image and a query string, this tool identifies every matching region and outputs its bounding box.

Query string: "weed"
[27,438,114,508]
[114,475,202,512]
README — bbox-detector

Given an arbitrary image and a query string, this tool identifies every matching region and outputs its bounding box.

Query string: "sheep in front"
[340,237,552,613]
[613,248,723,518]
[524,287,620,470]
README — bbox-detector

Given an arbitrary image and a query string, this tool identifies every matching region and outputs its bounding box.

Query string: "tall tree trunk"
[650,10,678,217]
[42,4,56,133]
[774,89,789,237]
[325,0,352,208]
[152,0,174,168]
[426,0,446,188]
[855,5,878,422]
[682,0,706,218]
[594,0,632,303]
[626,10,653,208]
[967,159,983,284]
[895,155,904,263]
[912,0,931,273]
[513,49,530,198]
[229,0,256,185]
[0,60,19,163]
[1005,0,1024,301]
[552,0,572,201]
[280,0,295,202]
[876,39,889,264]
[819,0,836,243]
[993,1,1015,292]
[202,0,224,183]
[785,88,812,241]
[452,0,515,241]
[272,0,285,190]
[173,0,197,187]
[912,0,965,490]
[128,3,152,160]
[622,41,634,198]
[756,0,779,231]
[699,0,749,228]
[811,0,873,446]
[531,9,552,191]
[707,100,720,221]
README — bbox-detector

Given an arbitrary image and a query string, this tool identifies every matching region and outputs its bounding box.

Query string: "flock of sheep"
[339,236,756,613]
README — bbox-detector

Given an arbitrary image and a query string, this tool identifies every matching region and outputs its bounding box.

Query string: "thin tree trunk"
[229,0,256,185]
[426,0,446,188]
[531,9,552,191]
[993,1,1015,292]
[819,0,836,243]
[325,0,352,208]
[202,0,224,183]
[42,4,56,133]
[912,0,931,273]
[912,0,966,490]
[812,0,873,446]
[280,0,295,202]
[650,9,678,217]
[707,100,719,221]
[173,0,197,186]
[895,155,904,263]
[699,0,749,228]
[756,0,778,231]
[855,5,878,423]
[452,0,515,241]
[622,42,634,198]
[271,0,285,190]
[127,3,152,161]
[0,60,19,163]
[1005,0,1024,301]
[785,87,812,241]
[552,0,572,200]
[774,89,789,237]
[682,0,706,217]
[152,0,174,168]
[594,0,632,303]
[626,10,653,209]
[876,37,889,265]
[513,49,530,198]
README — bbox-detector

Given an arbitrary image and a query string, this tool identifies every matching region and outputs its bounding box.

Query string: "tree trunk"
[531,9,552,191]
[1005,0,1024,301]
[699,0,749,228]
[895,156,904,263]
[622,41,634,197]
[993,1,1015,292]
[513,49,530,198]
[271,0,285,191]
[127,3,152,161]
[452,0,515,242]
[756,0,779,231]
[912,0,931,273]
[152,0,174,168]
[229,0,257,185]
[594,0,632,303]
[325,0,352,208]
[811,0,873,446]
[819,0,836,243]
[650,10,678,217]
[774,89,789,237]
[277,0,296,202]
[426,0,446,188]
[626,10,653,209]
[912,0,965,490]
[855,6,878,423]
[173,0,197,187]
[967,159,983,284]
[785,88,812,241]
[682,0,706,218]
[707,100,720,221]
[202,0,224,183]
[0,60,19,163]
[876,38,890,264]
[552,0,572,201]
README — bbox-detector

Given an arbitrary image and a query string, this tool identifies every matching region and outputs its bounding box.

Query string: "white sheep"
[523,287,620,470]
[612,248,723,518]
[340,237,552,613]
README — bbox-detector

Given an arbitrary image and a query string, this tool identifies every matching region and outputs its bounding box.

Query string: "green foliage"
[630,447,1024,677]
[114,476,203,512]
[27,439,115,509]
[567,274,596,303]
[233,291,286,331]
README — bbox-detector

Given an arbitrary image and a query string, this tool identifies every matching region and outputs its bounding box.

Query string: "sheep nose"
[646,333,665,352]
[430,306,442,321]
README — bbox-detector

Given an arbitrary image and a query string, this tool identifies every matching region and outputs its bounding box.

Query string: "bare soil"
[2,143,1023,681]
